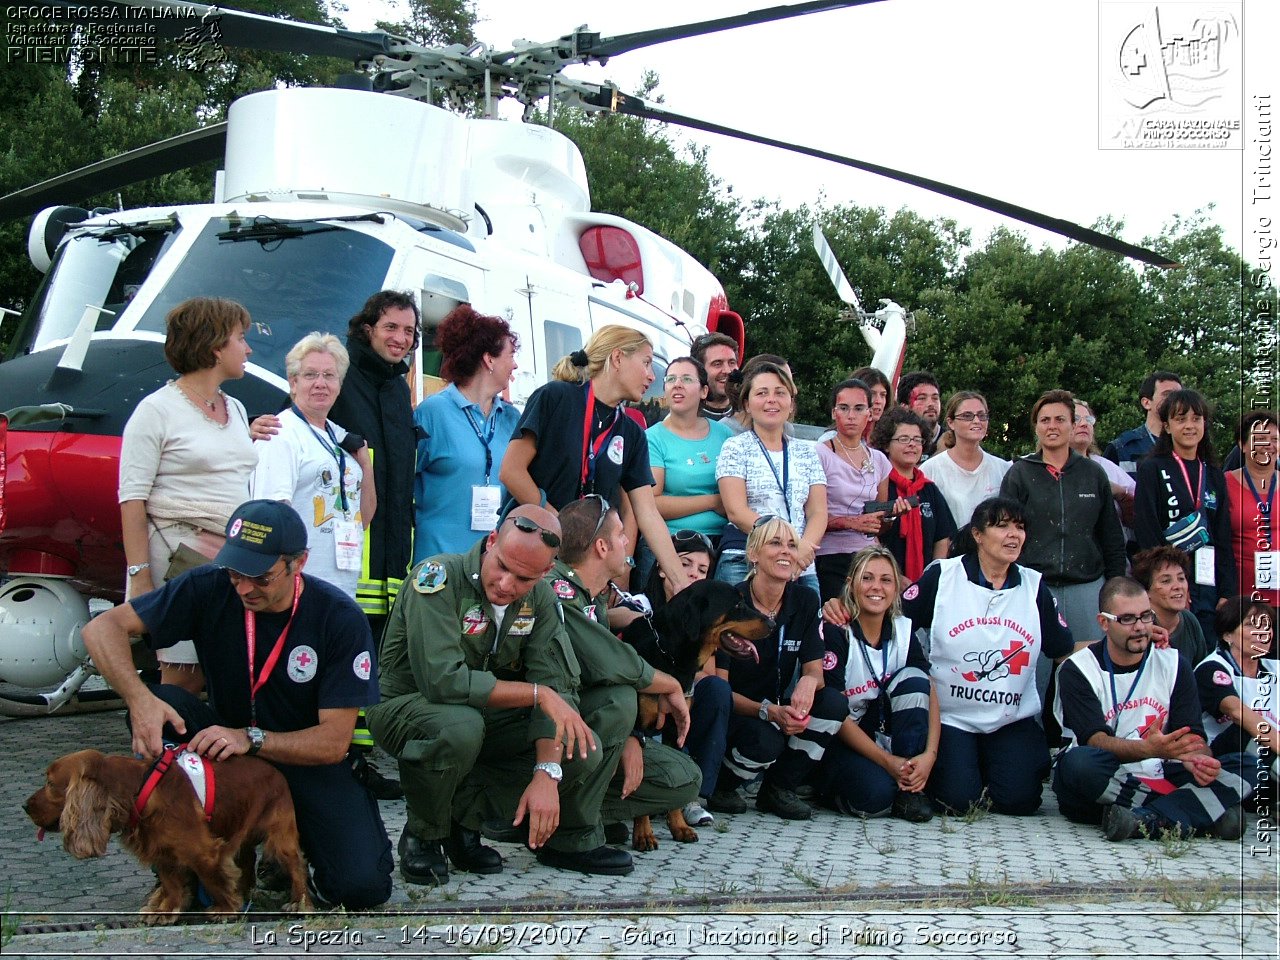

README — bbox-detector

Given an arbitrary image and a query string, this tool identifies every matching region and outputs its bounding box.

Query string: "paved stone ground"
[2,709,1277,958]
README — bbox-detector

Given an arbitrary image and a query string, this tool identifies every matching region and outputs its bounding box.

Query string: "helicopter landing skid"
[0,666,123,718]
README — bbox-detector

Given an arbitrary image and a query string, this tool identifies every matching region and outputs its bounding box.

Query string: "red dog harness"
[131,744,216,827]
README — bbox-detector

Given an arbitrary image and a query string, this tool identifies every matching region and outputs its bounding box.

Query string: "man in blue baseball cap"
[83,500,393,910]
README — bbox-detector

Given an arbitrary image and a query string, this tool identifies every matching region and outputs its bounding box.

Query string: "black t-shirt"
[509,380,654,510]
[132,566,378,732]
[716,580,823,703]
[1058,640,1203,746]
[880,480,957,575]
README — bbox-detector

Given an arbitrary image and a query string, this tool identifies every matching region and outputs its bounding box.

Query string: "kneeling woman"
[818,547,940,822]
[708,517,846,821]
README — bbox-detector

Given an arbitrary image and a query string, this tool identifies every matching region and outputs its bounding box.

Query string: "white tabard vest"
[1057,645,1181,779]
[1199,651,1279,747]
[842,616,913,723]
[929,557,1043,734]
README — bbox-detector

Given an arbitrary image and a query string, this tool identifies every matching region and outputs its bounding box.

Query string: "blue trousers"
[928,716,1048,816]
[818,667,931,816]
[685,675,733,797]
[142,684,393,909]
[718,686,846,791]
[1053,745,1252,833]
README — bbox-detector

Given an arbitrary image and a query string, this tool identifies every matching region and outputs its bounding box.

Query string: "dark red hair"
[436,305,518,384]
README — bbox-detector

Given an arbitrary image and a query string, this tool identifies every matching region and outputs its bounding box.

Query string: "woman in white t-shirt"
[715,360,826,593]
[252,333,375,598]
[119,298,259,692]
[920,391,1010,527]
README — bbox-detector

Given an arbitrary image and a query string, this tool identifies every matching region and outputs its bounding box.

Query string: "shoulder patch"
[902,583,920,601]
[1213,669,1233,686]
[821,650,838,671]
[1058,611,1069,629]
[415,561,447,594]
[552,579,576,600]
[353,651,372,681]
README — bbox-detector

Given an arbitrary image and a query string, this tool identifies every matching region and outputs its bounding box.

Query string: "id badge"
[1255,550,1280,590]
[334,520,362,572]
[1194,545,1216,587]
[874,731,892,752]
[471,485,501,532]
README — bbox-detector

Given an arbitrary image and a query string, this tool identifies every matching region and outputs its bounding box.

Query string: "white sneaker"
[683,799,715,827]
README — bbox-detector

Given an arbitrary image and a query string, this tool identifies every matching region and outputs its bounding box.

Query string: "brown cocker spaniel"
[24,749,310,923]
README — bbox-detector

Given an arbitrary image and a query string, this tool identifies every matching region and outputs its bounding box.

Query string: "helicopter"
[0,0,1174,715]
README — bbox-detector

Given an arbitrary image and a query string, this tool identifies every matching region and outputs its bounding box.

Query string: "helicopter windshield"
[136,217,396,379]
[25,219,181,353]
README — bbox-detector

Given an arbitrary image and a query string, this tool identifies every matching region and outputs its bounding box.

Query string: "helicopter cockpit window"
[26,222,180,353]
[135,218,395,378]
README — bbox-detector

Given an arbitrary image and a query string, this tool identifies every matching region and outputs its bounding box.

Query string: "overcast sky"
[353,0,1274,264]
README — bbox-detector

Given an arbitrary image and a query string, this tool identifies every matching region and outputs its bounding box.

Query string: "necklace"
[834,435,874,473]
[179,379,220,410]
[750,581,783,619]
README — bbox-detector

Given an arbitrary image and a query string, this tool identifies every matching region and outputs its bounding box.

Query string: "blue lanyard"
[751,430,791,520]
[1243,468,1275,517]
[462,402,500,484]
[1102,643,1150,725]
[291,406,348,513]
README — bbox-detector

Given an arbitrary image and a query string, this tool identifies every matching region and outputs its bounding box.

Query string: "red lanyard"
[1172,456,1203,510]
[579,381,620,495]
[244,574,302,727]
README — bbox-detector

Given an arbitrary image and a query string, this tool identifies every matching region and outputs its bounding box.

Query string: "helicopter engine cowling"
[0,577,90,688]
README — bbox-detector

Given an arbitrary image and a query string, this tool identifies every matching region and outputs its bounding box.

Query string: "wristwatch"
[127,562,150,577]
[758,698,773,722]
[533,761,564,782]
[245,726,266,755]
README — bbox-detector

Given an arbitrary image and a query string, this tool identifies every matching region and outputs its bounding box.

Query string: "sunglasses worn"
[673,529,714,554]
[510,515,561,548]
[223,562,290,588]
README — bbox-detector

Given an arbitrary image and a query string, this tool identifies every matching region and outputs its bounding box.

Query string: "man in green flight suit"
[367,505,628,883]
[546,495,700,849]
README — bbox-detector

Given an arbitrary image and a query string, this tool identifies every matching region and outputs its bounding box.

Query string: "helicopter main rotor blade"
[45,0,401,60]
[587,0,885,60]
[596,92,1176,268]
[0,124,226,222]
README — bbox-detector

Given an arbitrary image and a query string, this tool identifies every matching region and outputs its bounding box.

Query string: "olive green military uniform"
[367,540,608,853]
[544,560,701,828]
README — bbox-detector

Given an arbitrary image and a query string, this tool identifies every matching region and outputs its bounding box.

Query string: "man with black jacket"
[327,289,422,799]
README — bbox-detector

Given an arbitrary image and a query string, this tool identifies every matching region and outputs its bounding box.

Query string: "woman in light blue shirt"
[638,356,732,585]
[412,306,521,562]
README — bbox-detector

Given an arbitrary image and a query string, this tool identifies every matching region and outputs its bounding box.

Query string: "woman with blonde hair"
[500,324,688,590]
[118,297,258,692]
[818,546,939,821]
[715,359,826,590]
[252,332,375,598]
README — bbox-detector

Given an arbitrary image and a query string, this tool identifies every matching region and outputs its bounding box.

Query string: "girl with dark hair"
[412,306,522,560]
[1135,389,1236,641]
[1195,597,1277,799]
[815,378,892,600]
[871,407,956,583]
[825,496,1074,816]
[1226,410,1279,606]
[850,366,891,440]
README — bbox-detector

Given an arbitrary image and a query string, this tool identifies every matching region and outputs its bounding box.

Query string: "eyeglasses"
[890,436,924,446]
[834,404,869,415]
[582,494,612,541]
[1099,610,1157,627]
[663,374,700,387]
[223,562,290,588]
[1076,414,1097,426]
[299,371,340,383]
[509,515,561,549]
[673,529,714,554]
[952,412,989,423]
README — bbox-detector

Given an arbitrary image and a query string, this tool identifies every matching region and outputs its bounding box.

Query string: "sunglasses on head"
[673,529,714,554]
[582,493,612,540]
[752,514,779,531]
[509,515,561,549]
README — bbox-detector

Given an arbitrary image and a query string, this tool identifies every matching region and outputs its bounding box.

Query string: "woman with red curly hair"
[412,305,521,561]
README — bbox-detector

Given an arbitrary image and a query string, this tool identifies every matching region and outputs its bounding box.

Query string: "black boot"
[352,752,404,801]
[444,822,503,874]
[534,844,634,876]
[397,826,448,885]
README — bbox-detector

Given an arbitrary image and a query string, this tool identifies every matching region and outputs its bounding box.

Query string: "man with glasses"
[1052,577,1250,840]
[691,332,740,422]
[540,496,698,868]
[367,505,617,883]
[82,500,393,909]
